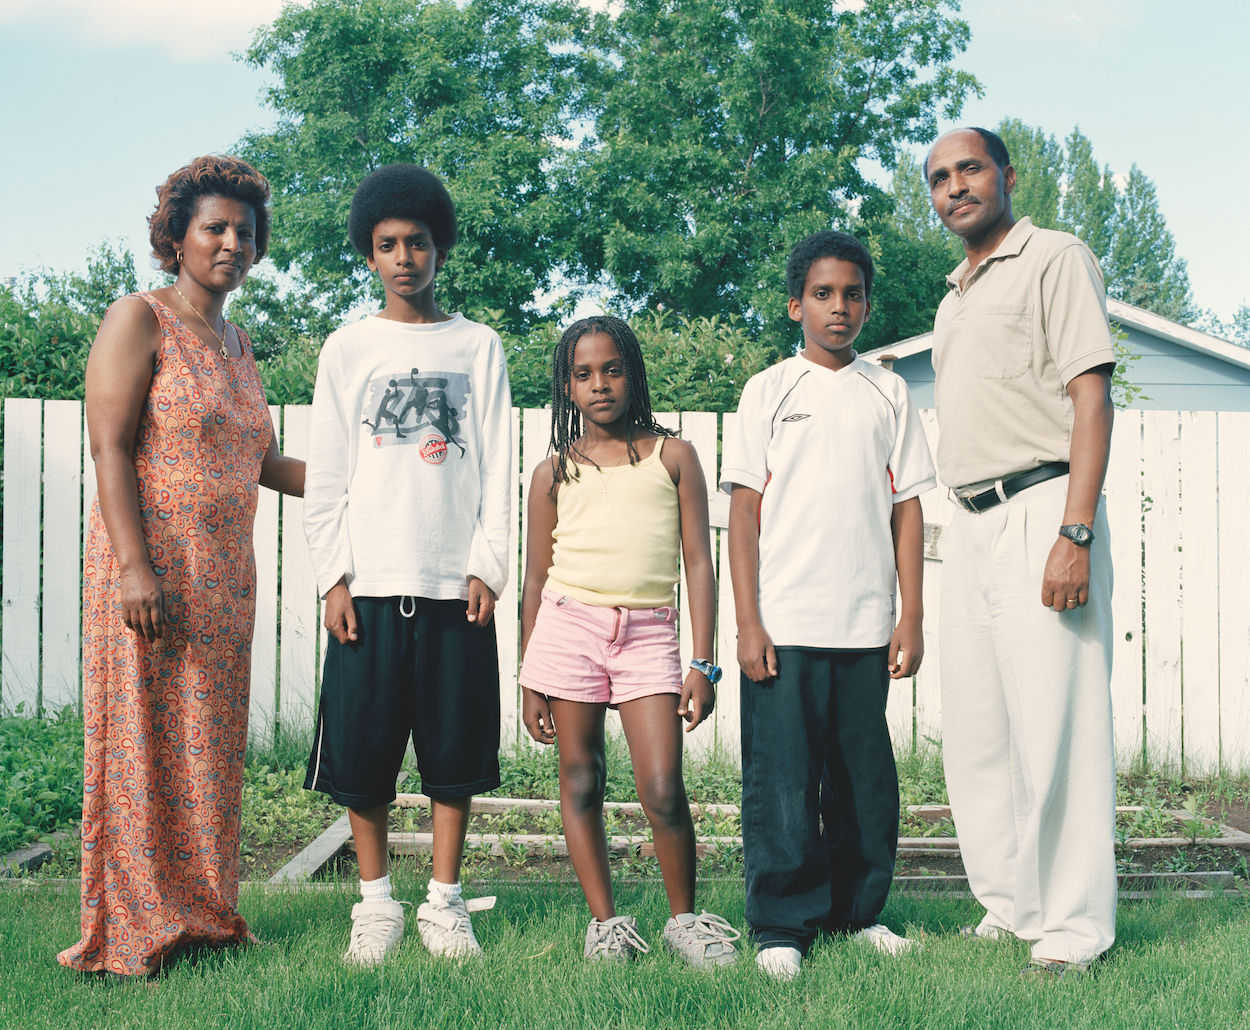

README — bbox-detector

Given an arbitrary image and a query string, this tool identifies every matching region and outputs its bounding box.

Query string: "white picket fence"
[3,399,1248,771]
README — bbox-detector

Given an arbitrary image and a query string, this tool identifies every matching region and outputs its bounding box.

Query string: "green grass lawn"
[5,872,1249,1030]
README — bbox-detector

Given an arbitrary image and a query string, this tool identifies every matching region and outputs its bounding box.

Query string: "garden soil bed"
[268,795,1250,888]
[15,797,1250,888]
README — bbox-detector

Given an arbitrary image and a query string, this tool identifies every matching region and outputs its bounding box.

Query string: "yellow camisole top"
[546,437,681,609]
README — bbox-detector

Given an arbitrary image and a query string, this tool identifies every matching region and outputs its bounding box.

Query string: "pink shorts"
[520,588,683,706]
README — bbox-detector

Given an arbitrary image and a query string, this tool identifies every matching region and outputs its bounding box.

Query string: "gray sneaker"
[584,915,651,963]
[854,922,922,955]
[662,911,740,968]
[416,892,496,959]
[343,899,406,967]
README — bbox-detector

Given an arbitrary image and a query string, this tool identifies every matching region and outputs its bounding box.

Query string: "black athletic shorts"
[304,595,501,807]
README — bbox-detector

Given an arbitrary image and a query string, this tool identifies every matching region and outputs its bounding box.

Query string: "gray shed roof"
[859,299,1250,411]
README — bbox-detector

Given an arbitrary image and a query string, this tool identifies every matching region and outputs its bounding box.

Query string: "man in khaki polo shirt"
[924,126,1117,976]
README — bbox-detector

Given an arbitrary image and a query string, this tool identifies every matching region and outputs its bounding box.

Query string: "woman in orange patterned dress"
[58,156,305,977]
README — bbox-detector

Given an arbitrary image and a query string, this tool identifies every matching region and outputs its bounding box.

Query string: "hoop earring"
[176,249,183,265]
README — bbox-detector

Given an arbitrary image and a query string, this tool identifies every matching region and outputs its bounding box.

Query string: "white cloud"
[0,0,308,60]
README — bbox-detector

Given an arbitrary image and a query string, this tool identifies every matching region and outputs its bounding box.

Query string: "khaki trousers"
[939,475,1116,963]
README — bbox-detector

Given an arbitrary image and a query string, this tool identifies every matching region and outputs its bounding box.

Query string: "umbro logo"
[781,413,811,422]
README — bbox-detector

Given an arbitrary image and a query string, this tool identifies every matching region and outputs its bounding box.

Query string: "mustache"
[948,197,979,215]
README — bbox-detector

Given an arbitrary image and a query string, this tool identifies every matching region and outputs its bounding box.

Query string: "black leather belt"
[955,461,1070,513]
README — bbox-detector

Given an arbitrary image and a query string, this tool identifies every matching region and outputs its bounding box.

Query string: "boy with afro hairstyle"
[722,230,935,979]
[303,164,513,965]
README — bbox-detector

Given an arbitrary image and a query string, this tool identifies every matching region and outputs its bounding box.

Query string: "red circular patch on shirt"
[419,435,448,464]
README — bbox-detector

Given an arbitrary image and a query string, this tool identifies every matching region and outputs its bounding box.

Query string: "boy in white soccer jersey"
[723,230,936,980]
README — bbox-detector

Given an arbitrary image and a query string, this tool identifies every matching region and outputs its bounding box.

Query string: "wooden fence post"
[6,399,1250,782]
[2,399,42,714]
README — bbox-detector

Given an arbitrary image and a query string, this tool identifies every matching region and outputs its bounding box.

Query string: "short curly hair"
[148,155,271,275]
[785,230,875,301]
[348,164,457,256]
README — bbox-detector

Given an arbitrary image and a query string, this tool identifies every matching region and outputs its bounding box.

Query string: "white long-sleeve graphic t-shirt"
[303,313,513,600]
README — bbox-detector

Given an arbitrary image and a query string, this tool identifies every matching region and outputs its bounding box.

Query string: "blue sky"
[1,0,1246,322]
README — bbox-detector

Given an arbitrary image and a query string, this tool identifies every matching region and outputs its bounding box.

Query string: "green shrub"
[0,707,84,855]
[0,287,94,402]
[496,308,782,413]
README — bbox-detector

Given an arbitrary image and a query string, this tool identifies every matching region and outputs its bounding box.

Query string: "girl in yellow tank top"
[518,316,739,966]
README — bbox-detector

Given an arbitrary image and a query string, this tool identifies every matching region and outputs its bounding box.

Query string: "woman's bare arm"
[85,297,164,641]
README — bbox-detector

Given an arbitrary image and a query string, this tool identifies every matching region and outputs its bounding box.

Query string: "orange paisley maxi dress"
[58,293,272,976]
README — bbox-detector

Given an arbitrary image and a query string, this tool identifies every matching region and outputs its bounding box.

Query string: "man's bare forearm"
[1063,369,1114,527]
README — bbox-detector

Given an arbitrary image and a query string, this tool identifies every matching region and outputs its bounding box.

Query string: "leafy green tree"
[236,0,593,330]
[568,0,979,353]
[1058,127,1115,261]
[1197,303,1250,349]
[225,273,341,362]
[1103,165,1194,322]
[994,121,1194,323]
[994,119,1062,229]
[857,151,961,352]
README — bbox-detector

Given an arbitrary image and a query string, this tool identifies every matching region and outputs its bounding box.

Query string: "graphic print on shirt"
[361,368,471,460]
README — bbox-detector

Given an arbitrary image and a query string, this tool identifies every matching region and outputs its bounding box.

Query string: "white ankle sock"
[428,878,461,902]
[360,874,392,903]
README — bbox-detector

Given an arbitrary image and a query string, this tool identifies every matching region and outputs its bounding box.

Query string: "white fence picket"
[278,405,319,737]
[714,412,742,756]
[913,409,948,745]
[1218,412,1250,772]
[249,405,282,750]
[7,398,1250,775]
[678,410,718,756]
[2,400,42,713]
[653,415,685,704]
[1142,411,1183,764]
[40,401,82,712]
[1181,412,1220,774]
[495,406,521,748]
[1106,409,1144,760]
[81,411,98,522]
[518,407,552,746]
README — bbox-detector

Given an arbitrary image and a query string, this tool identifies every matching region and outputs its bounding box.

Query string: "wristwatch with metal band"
[1058,523,1094,547]
[689,658,722,684]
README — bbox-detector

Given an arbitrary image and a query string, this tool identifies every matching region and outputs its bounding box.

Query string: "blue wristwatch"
[689,658,722,684]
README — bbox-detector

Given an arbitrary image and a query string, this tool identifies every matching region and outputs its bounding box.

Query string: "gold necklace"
[173,284,230,358]
[590,447,630,499]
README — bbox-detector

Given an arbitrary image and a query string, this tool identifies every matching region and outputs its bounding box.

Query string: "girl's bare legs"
[618,693,696,917]
[548,698,615,920]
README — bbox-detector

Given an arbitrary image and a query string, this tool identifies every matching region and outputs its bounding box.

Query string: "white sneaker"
[854,923,922,956]
[960,923,1009,942]
[756,945,802,980]
[584,915,651,963]
[663,911,740,968]
[416,892,496,958]
[343,899,406,967]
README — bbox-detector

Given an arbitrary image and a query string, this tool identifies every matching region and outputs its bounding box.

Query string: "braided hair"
[548,315,675,489]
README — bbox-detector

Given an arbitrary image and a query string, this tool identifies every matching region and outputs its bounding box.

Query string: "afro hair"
[785,230,875,301]
[348,164,458,257]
